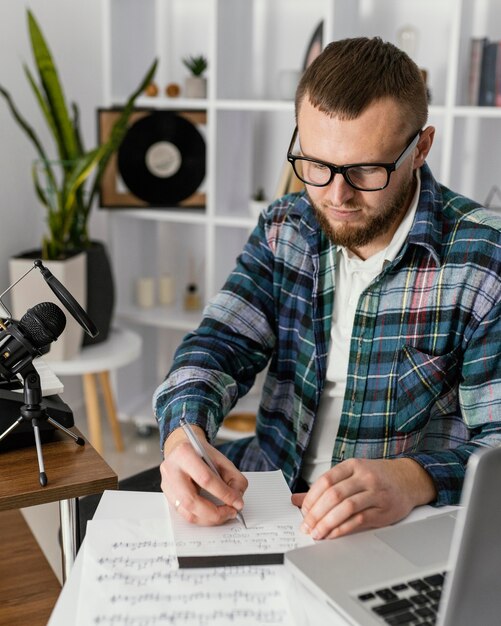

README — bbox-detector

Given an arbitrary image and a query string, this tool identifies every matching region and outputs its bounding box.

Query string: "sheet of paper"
[49,490,449,626]
[170,470,314,566]
[76,517,301,626]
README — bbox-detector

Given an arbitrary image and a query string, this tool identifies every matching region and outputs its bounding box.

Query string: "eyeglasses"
[287,127,421,192]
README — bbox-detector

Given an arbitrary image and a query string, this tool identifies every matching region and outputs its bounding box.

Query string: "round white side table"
[48,327,142,455]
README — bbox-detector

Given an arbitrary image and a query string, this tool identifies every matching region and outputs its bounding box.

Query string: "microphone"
[0,301,66,381]
[20,302,67,348]
[0,293,85,487]
[0,259,98,341]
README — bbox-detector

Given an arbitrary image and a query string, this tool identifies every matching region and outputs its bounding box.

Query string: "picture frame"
[97,108,207,209]
[302,21,324,71]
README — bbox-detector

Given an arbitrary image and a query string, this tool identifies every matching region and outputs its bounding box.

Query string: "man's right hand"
[160,424,248,526]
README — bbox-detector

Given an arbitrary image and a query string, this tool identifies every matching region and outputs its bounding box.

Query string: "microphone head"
[19,302,66,348]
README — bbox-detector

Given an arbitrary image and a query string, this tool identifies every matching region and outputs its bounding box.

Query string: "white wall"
[0,0,109,407]
[0,0,107,293]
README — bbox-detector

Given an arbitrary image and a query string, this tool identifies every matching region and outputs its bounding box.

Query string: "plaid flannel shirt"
[154,163,501,506]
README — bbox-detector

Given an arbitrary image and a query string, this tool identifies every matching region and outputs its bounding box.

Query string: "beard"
[307,173,415,250]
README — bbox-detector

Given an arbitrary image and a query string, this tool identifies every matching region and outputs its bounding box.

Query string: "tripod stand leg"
[47,417,85,446]
[32,418,47,487]
[0,416,23,442]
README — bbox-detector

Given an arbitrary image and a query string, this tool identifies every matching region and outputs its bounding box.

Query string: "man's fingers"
[161,460,240,527]
[301,469,365,530]
[175,491,239,526]
[300,461,356,514]
[297,458,430,540]
[302,491,373,539]
[291,492,307,508]
[190,457,244,510]
[160,441,247,526]
[174,442,244,509]
[215,449,249,495]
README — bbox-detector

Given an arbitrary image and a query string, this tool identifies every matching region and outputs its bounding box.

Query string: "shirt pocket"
[396,345,459,433]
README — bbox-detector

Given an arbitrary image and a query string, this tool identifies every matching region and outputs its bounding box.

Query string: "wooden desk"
[0,428,117,582]
[0,428,117,509]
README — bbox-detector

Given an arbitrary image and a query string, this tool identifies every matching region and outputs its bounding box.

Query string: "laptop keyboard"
[357,571,446,625]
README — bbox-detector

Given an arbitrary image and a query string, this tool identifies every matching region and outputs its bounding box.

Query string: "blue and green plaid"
[154,163,501,506]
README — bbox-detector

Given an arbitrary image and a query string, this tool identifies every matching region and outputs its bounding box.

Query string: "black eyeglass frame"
[287,127,422,192]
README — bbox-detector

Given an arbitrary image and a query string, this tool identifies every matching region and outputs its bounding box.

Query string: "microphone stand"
[0,258,97,486]
[0,362,84,486]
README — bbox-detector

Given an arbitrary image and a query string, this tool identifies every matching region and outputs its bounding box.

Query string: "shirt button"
[301,422,309,432]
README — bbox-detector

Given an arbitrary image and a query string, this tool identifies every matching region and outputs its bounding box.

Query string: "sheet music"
[170,471,314,563]
[49,491,450,626]
[76,517,301,626]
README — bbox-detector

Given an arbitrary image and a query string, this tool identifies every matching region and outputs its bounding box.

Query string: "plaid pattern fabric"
[154,164,501,506]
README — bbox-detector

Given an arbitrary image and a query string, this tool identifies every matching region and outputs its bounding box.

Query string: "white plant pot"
[184,76,207,98]
[8,251,87,362]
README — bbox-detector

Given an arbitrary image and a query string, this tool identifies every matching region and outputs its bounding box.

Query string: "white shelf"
[117,304,202,331]
[215,99,295,112]
[103,0,501,419]
[215,216,256,228]
[108,209,258,229]
[130,96,295,113]
[132,96,209,110]
[108,208,206,224]
[452,106,501,118]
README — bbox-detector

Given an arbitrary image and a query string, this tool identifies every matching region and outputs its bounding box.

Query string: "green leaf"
[72,102,85,154]
[63,148,104,213]
[32,163,51,209]
[85,58,158,213]
[27,9,78,160]
[0,9,158,260]
[182,54,207,76]
[0,85,49,164]
[24,64,66,160]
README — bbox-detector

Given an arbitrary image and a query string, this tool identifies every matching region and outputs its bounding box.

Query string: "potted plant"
[249,187,269,220]
[182,54,208,98]
[0,10,157,358]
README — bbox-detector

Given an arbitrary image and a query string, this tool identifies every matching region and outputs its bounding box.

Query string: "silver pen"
[179,415,247,528]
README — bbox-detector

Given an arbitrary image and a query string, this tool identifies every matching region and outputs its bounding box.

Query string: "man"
[154,37,501,540]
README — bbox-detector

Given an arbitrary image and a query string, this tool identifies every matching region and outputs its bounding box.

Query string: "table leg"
[98,370,124,452]
[59,498,79,583]
[82,372,103,454]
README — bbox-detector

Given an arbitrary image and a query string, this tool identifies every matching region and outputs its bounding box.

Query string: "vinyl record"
[117,111,206,205]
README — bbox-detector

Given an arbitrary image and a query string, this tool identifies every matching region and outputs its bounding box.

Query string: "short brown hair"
[296,37,428,132]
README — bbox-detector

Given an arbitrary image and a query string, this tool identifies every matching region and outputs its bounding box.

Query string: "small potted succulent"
[249,187,269,220]
[182,54,208,98]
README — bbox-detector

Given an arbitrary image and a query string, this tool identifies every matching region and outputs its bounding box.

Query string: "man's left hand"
[291,458,437,540]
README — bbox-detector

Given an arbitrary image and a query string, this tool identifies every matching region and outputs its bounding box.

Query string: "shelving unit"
[101,0,501,430]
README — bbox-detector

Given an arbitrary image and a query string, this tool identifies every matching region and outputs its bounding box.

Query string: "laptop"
[285,446,501,625]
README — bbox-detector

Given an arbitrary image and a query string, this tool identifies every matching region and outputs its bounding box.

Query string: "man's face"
[296,98,425,258]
